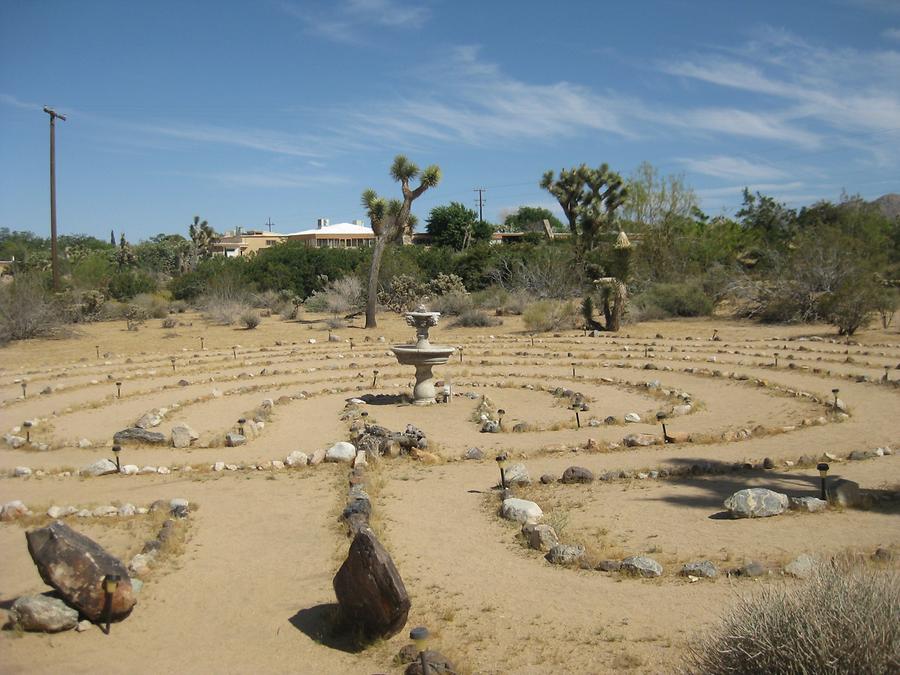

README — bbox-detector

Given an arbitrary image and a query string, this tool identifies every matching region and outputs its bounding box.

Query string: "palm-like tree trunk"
[365,237,387,328]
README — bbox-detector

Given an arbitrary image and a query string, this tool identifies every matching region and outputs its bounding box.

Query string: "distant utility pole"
[473,187,486,222]
[265,217,274,232]
[44,106,66,291]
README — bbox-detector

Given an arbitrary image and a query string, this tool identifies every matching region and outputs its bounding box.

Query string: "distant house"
[211,229,286,257]
[285,219,375,249]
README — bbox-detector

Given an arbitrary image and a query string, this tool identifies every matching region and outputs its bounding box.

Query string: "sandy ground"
[1,310,899,674]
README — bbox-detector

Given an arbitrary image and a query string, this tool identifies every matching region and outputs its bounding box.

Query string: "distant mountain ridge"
[871,193,900,220]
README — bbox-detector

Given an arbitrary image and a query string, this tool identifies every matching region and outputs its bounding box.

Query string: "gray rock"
[724,488,789,518]
[332,528,410,640]
[503,463,531,485]
[501,498,542,524]
[81,458,119,477]
[170,423,199,449]
[308,448,326,465]
[872,547,893,562]
[481,420,500,433]
[762,457,775,469]
[540,474,556,484]
[624,412,641,423]
[623,433,659,447]
[5,434,27,448]
[828,478,863,507]
[522,523,559,551]
[113,427,167,445]
[225,433,246,447]
[464,447,484,460]
[134,410,163,429]
[620,555,663,577]
[561,466,594,484]
[739,561,767,577]
[681,561,717,578]
[849,449,875,461]
[596,559,621,572]
[10,595,78,633]
[326,441,356,463]
[14,466,32,477]
[784,554,816,579]
[546,544,585,565]
[790,496,828,513]
[672,404,692,416]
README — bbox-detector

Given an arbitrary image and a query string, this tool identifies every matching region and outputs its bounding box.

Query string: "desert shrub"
[0,274,62,343]
[453,309,502,327]
[107,269,157,301]
[305,276,365,317]
[202,300,250,326]
[686,555,899,674]
[818,275,883,336]
[490,244,582,298]
[99,300,130,321]
[632,281,714,319]
[168,299,188,314]
[876,287,898,328]
[431,290,473,316]
[426,272,468,297]
[522,300,579,332]
[131,293,169,319]
[161,317,177,329]
[252,289,282,311]
[240,310,261,329]
[59,289,106,323]
[378,274,425,313]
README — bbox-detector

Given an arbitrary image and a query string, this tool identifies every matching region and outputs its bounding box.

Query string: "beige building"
[211,229,286,257]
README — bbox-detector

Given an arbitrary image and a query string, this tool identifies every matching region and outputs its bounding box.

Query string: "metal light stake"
[372,370,379,387]
[95,345,100,359]
[497,408,506,429]
[21,382,27,398]
[200,336,205,350]
[832,388,840,409]
[170,357,176,372]
[23,421,32,444]
[103,574,120,635]
[116,381,122,398]
[496,453,509,490]
[232,346,237,359]
[112,444,121,471]
[573,403,581,429]
[572,363,576,377]
[410,626,430,674]
[238,418,246,436]
[817,462,830,500]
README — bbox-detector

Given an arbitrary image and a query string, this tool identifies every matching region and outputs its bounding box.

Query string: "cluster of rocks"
[6,521,138,633]
[128,500,190,577]
[351,421,430,459]
[1,497,188,524]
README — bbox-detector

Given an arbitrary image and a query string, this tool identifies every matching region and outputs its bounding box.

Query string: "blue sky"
[1,0,899,241]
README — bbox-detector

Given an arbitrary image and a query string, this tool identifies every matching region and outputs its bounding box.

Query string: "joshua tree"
[115,233,136,271]
[188,216,216,264]
[361,155,441,329]
[541,163,629,330]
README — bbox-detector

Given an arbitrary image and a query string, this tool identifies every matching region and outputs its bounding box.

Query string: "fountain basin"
[391,344,455,405]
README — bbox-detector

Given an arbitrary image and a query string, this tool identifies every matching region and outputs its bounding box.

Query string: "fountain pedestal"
[391,308,455,406]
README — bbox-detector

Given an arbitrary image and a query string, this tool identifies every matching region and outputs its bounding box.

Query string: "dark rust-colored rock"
[332,528,410,640]
[26,521,136,622]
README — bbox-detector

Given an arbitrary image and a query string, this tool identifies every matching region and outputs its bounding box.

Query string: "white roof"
[285,222,374,237]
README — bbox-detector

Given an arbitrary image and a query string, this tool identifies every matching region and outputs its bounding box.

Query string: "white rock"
[136,507,149,515]
[76,509,92,518]
[77,438,93,449]
[92,505,118,517]
[213,461,225,471]
[157,466,170,475]
[129,552,156,576]
[4,434,27,449]
[308,448,326,465]
[624,412,641,423]
[225,463,238,471]
[121,464,139,475]
[1,500,30,521]
[76,620,91,632]
[501,498,543,525]
[138,466,158,474]
[118,503,136,517]
[270,460,284,470]
[47,505,65,518]
[285,451,308,467]
[212,388,222,398]
[171,423,199,449]
[325,441,356,463]
[14,466,32,477]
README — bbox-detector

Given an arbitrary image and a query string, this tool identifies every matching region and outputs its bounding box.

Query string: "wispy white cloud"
[206,170,350,189]
[679,156,789,181]
[884,27,900,40]
[0,93,44,111]
[279,0,427,44]
[131,122,329,158]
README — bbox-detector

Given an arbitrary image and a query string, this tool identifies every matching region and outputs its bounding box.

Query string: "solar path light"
[103,574,121,635]
[23,420,32,444]
[495,453,509,490]
[656,411,669,443]
[817,462,829,500]
[116,381,122,398]
[410,626,430,675]
[112,444,121,471]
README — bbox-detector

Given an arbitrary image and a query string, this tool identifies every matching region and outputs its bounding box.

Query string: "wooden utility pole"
[43,106,66,291]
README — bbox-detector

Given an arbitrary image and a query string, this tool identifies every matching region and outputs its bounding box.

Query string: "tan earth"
[1,310,898,674]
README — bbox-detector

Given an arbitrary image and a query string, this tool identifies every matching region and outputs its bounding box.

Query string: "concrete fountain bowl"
[390,308,455,405]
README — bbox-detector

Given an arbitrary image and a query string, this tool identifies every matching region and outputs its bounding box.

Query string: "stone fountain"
[391,305,455,405]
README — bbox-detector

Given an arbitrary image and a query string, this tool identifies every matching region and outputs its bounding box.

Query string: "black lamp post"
[372,370,379,387]
[571,362,576,378]
[496,453,509,490]
[774,354,778,368]
[497,408,506,429]
[656,411,668,443]
[238,418,246,436]
[112,444,121,471]
[831,388,840,409]
[23,420,32,444]
[21,382,27,399]
[232,346,237,359]
[349,338,354,351]
[530,334,535,347]
[459,347,463,363]
[116,381,122,398]
[817,462,829,500]
[884,366,891,383]
[410,626,430,674]
[103,574,121,635]
[199,336,205,350]
[572,403,581,429]
[95,345,100,359]
[170,357,177,372]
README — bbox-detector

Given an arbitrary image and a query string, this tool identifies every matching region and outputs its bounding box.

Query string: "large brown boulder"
[26,521,136,622]
[332,527,410,640]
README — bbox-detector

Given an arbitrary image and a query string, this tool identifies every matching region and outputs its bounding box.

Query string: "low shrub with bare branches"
[0,275,64,343]
[685,554,899,674]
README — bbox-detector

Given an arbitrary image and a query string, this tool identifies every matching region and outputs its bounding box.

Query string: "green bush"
[108,270,157,301]
[633,281,714,318]
[522,300,578,332]
[686,555,899,674]
[240,310,261,329]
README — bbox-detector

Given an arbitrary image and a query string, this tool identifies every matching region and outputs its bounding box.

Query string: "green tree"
[115,234,136,271]
[502,206,564,234]
[736,188,797,247]
[426,202,492,250]
[361,155,441,328]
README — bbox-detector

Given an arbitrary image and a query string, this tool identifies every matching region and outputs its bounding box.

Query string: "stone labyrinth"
[2,316,899,672]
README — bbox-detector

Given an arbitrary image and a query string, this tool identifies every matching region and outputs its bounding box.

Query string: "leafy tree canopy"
[502,206,564,233]
[426,202,493,250]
